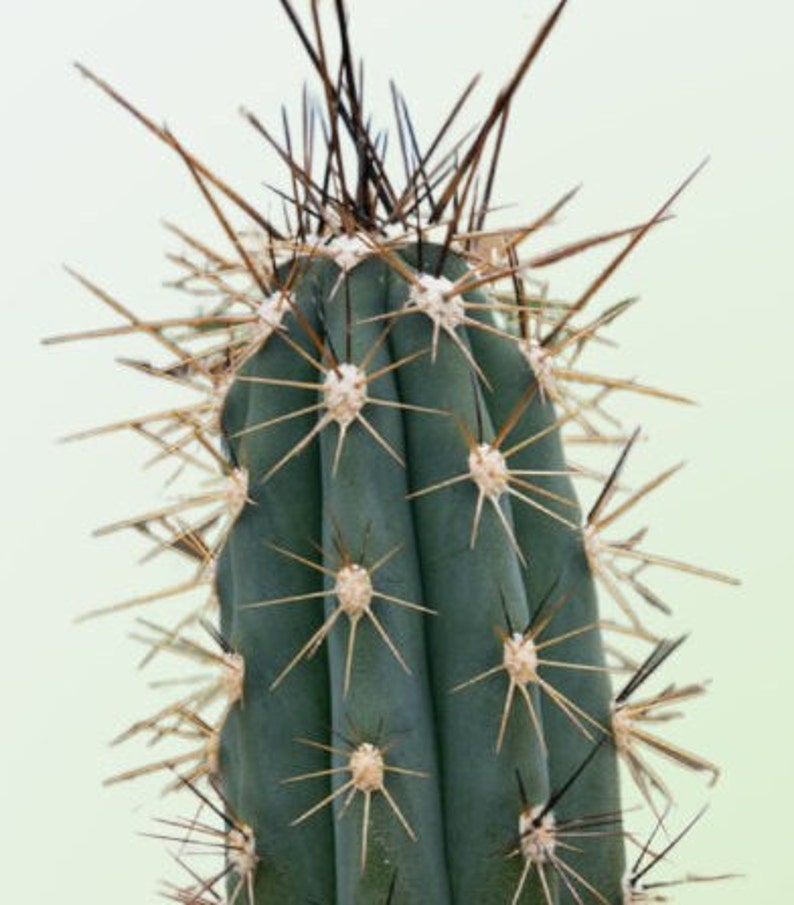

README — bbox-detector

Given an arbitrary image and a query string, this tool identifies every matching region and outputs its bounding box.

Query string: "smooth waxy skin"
[468,300,624,905]
[220,261,334,902]
[216,248,623,903]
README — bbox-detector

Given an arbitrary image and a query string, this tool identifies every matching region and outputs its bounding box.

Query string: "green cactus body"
[214,245,621,904]
[57,3,739,903]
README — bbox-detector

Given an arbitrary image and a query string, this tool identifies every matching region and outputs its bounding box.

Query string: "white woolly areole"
[468,443,509,499]
[519,805,556,863]
[226,468,249,516]
[324,363,367,427]
[611,703,633,752]
[334,564,373,617]
[329,234,372,271]
[221,652,246,705]
[349,742,385,793]
[206,556,220,603]
[621,871,640,904]
[209,374,234,434]
[205,729,221,777]
[519,337,556,391]
[583,524,604,564]
[503,632,539,685]
[257,290,293,337]
[228,824,258,876]
[407,273,464,331]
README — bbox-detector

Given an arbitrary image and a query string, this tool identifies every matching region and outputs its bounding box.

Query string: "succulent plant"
[50,1,739,902]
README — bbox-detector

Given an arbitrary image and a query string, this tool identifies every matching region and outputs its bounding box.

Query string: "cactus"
[51,2,740,903]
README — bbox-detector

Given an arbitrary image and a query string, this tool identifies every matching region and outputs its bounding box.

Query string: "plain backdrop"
[2,1,790,902]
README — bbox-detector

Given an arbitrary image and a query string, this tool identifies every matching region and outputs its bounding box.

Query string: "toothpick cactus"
[53,2,739,903]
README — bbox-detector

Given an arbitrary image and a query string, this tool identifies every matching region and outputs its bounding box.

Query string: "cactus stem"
[509,802,615,905]
[231,340,439,479]
[285,739,426,871]
[357,245,526,370]
[452,612,606,753]
[409,395,581,562]
[452,595,609,751]
[238,540,433,693]
[62,3,740,898]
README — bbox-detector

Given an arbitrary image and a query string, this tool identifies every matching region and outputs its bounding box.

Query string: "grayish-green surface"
[214,246,621,901]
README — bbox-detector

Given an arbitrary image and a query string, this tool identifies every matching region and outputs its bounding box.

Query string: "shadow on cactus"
[47,1,741,902]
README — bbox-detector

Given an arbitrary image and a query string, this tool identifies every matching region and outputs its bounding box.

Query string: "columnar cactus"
[52,2,738,903]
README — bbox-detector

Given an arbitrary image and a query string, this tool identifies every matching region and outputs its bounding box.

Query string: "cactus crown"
[50,1,740,902]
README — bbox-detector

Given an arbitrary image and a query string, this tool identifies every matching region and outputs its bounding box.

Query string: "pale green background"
[2,1,790,902]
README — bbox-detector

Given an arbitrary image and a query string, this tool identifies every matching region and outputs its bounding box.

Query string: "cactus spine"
[53,2,739,902]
